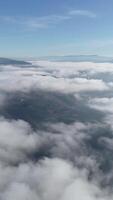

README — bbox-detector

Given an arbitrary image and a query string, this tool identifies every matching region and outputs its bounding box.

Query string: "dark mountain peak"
[0,57,30,65]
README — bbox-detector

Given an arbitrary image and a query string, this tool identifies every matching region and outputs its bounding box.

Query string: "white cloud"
[0,9,96,30]
[69,10,96,18]
[0,115,111,200]
[3,183,39,200]
[0,60,113,199]
[88,97,113,113]
[0,158,110,200]
[31,60,113,74]
[0,118,48,164]
[0,63,109,95]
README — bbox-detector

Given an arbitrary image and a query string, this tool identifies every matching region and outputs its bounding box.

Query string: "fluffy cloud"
[0,62,110,96]
[31,60,113,74]
[0,118,49,164]
[0,158,110,200]
[0,60,113,199]
[88,97,113,113]
[0,115,111,200]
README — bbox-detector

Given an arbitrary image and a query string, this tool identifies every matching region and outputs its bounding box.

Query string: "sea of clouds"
[0,60,113,199]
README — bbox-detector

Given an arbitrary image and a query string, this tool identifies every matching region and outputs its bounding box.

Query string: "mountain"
[0,57,30,65]
[39,55,113,63]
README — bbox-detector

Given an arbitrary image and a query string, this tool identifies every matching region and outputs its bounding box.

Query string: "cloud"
[0,157,110,200]
[69,10,97,18]
[88,97,113,113]
[0,105,110,199]
[0,62,110,96]
[0,117,49,164]
[31,60,113,74]
[0,9,96,30]
[88,97,113,131]
[0,114,112,199]
[0,59,113,199]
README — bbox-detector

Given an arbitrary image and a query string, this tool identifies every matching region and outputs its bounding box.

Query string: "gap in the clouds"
[0,90,104,129]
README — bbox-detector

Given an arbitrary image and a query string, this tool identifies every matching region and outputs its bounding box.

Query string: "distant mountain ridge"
[39,55,113,63]
[1,55,113,64]
[0,57,30,65]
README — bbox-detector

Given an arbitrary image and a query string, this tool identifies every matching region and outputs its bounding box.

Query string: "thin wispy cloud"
[69,10,97,18]
[0,9,97,30]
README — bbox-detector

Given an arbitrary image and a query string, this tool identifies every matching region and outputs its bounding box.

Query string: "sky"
[0,0,113,58]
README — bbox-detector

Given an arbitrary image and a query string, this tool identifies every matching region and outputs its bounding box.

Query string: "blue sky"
[0,0,113,58]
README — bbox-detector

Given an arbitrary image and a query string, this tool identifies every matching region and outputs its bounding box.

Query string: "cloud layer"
[0,59,113,199]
